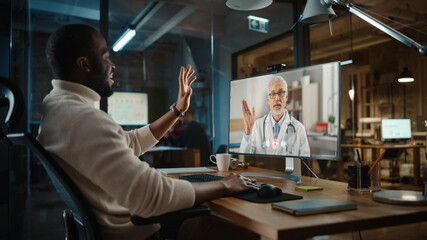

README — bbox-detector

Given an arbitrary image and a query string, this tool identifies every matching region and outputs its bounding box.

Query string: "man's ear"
[76,56,91,73]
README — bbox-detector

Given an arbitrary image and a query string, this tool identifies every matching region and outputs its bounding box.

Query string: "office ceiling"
[27,0,427,57]
[28,0,292,52]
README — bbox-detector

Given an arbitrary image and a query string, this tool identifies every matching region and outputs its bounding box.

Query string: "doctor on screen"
[240,76,310,156]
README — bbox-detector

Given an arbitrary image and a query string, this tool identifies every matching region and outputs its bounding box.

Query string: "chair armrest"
[131,205,210,225]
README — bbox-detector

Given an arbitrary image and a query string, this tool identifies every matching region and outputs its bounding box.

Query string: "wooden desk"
[341,143,425,186]
[176,167,427,240]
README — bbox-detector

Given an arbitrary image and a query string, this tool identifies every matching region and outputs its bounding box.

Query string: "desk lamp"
[301,0,427,205]
[301,0,427,57]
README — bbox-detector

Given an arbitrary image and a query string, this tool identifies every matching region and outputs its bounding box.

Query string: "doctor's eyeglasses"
[267,90,287,99]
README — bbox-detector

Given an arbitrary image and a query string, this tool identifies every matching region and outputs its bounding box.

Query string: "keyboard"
[179,174,224,182]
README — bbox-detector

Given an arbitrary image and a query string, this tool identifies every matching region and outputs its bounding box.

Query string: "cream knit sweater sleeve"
[123,125,157,157]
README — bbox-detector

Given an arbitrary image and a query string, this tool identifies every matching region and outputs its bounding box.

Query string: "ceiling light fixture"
[111,0,161,52]
[397,67,414,83]
[226,0,272,11]
[112,27,136,52]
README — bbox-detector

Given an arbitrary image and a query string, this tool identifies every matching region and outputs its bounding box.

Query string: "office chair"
[0,77,23,141]
[1,78,210,240]
[131,205,211,239]
[1,77,102,240]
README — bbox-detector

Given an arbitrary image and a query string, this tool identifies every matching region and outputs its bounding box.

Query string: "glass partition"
[108,1,213,133]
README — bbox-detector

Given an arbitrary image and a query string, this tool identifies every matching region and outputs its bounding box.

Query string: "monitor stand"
[241,158,302,184]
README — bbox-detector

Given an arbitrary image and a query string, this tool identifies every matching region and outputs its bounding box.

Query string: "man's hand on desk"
[191,173,258,205]
[221,174,259,195]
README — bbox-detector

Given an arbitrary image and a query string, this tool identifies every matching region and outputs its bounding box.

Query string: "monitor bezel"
[227,61,341,160]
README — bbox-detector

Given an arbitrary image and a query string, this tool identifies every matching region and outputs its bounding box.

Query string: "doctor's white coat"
[239,112,310,157]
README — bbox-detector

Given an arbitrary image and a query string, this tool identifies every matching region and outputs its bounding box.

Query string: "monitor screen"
[95,92,148,126]
[228,61,341,160]
[381,119,411,140]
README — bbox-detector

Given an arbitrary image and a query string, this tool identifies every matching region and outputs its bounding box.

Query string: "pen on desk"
[368,150,386,176]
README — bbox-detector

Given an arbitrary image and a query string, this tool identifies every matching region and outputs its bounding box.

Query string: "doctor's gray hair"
[268,76,288,91]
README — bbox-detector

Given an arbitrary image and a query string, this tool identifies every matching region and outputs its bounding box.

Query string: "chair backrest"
[1,78,101,240]
[0,77,24,141]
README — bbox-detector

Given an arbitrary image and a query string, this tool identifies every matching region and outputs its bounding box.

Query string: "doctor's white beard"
[272,108,283,116]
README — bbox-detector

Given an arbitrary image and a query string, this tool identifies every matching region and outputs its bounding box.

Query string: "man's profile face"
[266,81,288,117]
[87,32,115,97]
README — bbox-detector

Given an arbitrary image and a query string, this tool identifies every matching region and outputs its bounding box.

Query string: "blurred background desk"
[141,146,200,168]
[341,143,425,186]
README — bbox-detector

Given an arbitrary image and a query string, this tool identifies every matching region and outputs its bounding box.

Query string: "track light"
[112,27,136,52]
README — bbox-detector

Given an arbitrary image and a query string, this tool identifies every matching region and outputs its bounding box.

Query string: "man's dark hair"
[46,24,98,80]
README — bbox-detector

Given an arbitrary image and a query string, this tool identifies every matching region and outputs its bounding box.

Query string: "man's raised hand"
[176,64,197,113]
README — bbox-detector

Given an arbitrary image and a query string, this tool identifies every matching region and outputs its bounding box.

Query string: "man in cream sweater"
[38,24,258,240]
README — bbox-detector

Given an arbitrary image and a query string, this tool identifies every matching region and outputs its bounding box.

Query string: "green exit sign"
[248,15,269,33]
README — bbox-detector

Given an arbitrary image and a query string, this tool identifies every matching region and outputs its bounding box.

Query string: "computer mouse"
[257,184,282,198]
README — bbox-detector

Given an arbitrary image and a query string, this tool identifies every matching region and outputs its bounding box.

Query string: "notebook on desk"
[157,167,217,174]
[272,198,357,216]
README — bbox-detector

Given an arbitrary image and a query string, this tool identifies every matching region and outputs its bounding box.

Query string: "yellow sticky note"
[295,186,323,192]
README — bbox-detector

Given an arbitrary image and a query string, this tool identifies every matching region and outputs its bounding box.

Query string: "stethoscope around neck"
[261,111,296,149]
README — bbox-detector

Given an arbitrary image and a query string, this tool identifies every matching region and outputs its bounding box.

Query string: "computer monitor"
[228,61,341,182]
[381,118,411,140]
[95,92,148,126]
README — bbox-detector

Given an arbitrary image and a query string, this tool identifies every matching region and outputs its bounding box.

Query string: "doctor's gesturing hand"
[241,99,255,135]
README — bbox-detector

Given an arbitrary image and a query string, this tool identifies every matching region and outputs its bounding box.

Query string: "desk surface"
[176,167,427,240]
